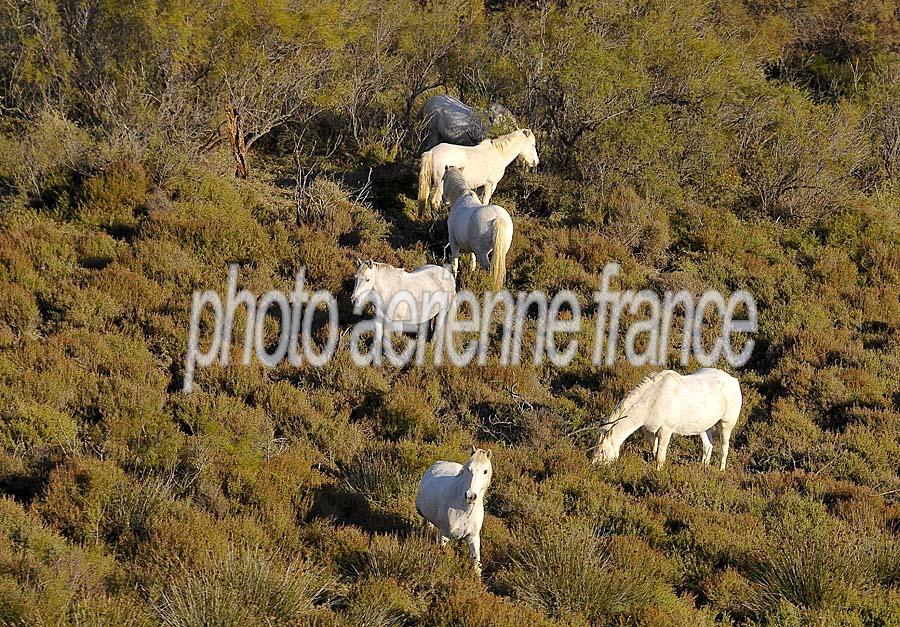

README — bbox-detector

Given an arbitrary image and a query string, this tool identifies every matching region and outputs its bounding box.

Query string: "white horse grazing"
[351,260,455,346]
[592,368,742,470]
[443,166,513,290]
[418,128,539,216]
[415,447,493,576]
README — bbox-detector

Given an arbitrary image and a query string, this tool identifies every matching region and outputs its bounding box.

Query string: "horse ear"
[523,128,533,137]
[355,257,362,267]
[486,449,492,459]
[470,444,476,455]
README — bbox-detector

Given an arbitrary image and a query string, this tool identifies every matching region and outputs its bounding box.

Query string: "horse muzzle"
[464,490,477,504]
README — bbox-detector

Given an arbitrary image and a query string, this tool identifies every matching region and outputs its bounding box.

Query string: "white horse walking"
[443,166,513,290]
[418,128,538,216]
[415,447,493,576]
[591,368,742,470]
[351,260,455,348]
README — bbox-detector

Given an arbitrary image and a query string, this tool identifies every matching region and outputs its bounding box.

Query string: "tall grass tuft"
[497,522,659,622]
[155,546,333,626]
[341,447,412,505]
[747,529,874,613]
[357,531,466,591]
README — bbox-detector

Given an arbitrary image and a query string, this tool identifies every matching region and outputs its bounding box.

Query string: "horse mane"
[489,129,525,152]
[356,260,397,277]
[466,448,492,466]
[443,167,476,202]
[605,370,678,428]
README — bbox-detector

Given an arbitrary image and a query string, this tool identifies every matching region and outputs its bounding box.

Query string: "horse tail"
[418,151,433,218]
[491,216,512,290]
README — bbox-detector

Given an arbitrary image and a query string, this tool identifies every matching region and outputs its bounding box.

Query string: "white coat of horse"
[443,166,513,290]
[591,368,742,470]
[415,447,493,576]
[418,128,538,216]
[351,260,455,347]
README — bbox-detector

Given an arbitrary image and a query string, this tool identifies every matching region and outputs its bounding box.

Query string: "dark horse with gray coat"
[418,95,514,153]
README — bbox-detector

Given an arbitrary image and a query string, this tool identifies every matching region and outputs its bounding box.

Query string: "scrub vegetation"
[0,0,898,624]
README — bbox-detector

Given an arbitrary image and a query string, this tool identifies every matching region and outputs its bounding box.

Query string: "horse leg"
[468,252,477,273]
[430,180,443,215]
[641,428,658,459]
[476,249,491,272]
[466,534,482,577]
[432,308,448,345]
[449,240,460,279]
[655,430,672,470]
[719,423,734,471]
[372,317,385,366]
[481,181,494,205]
[700,430,713,465]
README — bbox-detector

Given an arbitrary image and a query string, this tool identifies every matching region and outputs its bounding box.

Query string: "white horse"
[415,447,493,576]
[443,166,513,290]
[418,128,539,216]
[591,368,742,470]
[351,260,455,347]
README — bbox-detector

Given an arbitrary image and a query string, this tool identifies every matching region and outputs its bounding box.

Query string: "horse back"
[423,95,486,147]
[416,461,463,522]
[424,460,464,479]
[668,369,741,430]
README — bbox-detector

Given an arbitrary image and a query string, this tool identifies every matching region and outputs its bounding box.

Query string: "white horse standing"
[418,128,539,216]
[443,166,513,290]
[351,260,455,349]
[415,447,493,576]
[592,368,742,470]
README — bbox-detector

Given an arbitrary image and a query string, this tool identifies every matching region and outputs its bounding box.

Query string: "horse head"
[463,446,493,504]
[518,129,539,168]
[442,166,469,204]
[351,259,377,304]
[591,431,619,465]
[590,414,627,465]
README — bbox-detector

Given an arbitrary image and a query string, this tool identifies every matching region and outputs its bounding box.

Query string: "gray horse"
[419,95,514,153]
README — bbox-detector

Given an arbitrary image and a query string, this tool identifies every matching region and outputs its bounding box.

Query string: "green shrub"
[357,532,464,591]
[747,526,875,613]
[426,579,552,627]
[0,281,40,344]
[156,545,334,626]
[0,109,97,206]
[498,522,663,622]
[75,161,148,233]
[343,577,423,627]
[0,497,120,625]
[377,386,439,441]
[0,399,77,450]
[341,447,415,506]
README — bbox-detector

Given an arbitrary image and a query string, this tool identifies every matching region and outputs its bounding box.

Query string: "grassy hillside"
[0,0,899,625]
